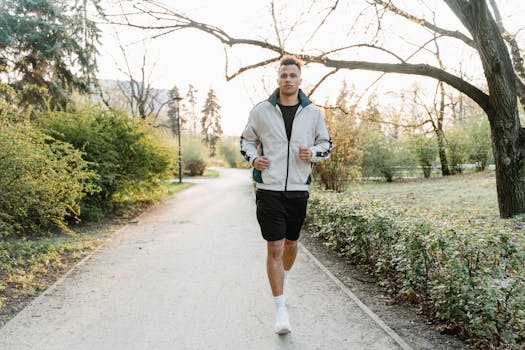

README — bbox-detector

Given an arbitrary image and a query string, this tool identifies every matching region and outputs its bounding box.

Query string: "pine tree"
[0,0,102,109]
[167,85,185,135]
[200,89,223,156]
[184,84,199,136]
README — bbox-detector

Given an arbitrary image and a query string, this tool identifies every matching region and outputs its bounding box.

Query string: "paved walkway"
[0,168,409,350]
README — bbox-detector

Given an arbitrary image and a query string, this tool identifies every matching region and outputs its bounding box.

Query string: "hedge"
[0,124,96,236]
[305,191,525,349]
[38,106,175,220]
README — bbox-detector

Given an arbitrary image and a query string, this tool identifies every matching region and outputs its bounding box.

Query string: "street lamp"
[172,95,184,183]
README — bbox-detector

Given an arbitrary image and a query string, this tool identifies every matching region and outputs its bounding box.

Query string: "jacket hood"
[267,88,312,108]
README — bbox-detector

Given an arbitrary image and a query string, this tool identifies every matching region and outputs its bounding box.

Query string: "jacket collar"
[268,88,312,108]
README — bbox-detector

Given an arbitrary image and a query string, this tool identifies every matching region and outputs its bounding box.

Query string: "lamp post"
[172,95,183,183]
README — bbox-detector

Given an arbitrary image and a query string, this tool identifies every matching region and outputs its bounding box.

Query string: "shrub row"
[305,191,525,349]
[0,104,176,237]
[0,124,96,236]
[38,106,175,221]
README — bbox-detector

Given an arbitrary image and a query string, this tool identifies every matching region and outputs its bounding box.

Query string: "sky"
[96,0,525,136]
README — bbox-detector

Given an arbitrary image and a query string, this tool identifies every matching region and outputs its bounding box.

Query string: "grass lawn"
[342,171,499,219]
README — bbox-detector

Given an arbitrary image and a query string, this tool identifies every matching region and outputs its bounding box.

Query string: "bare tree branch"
[370,0,475,48]
[109,4,489,113]
[304,56,489,113]
[488,0,525,109]
[322,43,406,62]
[270,0,284,49]
[308,69,339,98]
[303,0,340,47]
[225,56,281,81]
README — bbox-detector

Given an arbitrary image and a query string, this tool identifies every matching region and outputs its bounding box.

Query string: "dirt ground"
[299,230,470,350]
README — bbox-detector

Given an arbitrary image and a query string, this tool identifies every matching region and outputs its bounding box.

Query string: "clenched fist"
[254,156,270,171]
[298,145,312,161]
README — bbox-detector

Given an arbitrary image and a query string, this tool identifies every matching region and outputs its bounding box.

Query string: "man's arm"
[240,111,260,167]
[309,110,332,163]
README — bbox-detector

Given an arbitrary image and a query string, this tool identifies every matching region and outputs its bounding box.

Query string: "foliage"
[462,117,492,171]
[0,0,103,109]
[200,89,223,156]
[445,123,470,174]
[411,133,437,178]
[182,134,209,176]
[0,124,97,236]
[305,191,525,348]
[183,84,199,135]
[360,128,407,182]
[37,105,175,220]
[217,139,245,168]
[314,83,362,191]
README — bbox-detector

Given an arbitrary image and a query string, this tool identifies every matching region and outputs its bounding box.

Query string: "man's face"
[277,64,302,97]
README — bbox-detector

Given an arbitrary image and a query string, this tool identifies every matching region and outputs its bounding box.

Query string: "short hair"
[279,55,302,72]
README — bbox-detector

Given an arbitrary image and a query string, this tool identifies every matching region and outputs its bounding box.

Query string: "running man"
[240,55,332,334]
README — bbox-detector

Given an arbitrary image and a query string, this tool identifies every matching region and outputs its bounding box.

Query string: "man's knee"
[284,239,297,250]
[267,240,284,260]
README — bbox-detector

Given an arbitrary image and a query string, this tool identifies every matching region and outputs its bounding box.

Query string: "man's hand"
[254,156,270,171]
[298,145,312,161]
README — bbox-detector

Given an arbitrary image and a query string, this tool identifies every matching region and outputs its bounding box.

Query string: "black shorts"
[255,189,309,242]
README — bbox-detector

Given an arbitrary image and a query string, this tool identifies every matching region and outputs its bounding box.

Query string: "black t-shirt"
[278,103,300,141]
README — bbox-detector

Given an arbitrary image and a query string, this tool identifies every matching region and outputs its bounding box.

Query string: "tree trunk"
[489,113,525,218]
[436,129,451,176]
[445,0,525,217]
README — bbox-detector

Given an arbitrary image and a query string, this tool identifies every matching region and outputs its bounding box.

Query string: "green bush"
[182,135,208,176]
[446,123,470,174]
[0,124,96,236]
[305,191,525,348]
[463,117,492,171]
[361,130,412,181]
[38,105,175,220]
[411,134,437,178]
[218,140,243,168]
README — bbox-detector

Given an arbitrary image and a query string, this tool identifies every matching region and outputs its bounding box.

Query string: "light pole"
[173,95,183,183]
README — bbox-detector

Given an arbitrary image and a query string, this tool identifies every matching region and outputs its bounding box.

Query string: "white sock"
[273,294,286,309]
[284,269,290,283]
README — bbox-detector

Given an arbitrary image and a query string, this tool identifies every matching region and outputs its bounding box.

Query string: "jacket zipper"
[281,105,304,192]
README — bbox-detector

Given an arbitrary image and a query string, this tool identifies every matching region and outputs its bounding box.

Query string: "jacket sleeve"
[309,109,332,163]
[240,109,260,167]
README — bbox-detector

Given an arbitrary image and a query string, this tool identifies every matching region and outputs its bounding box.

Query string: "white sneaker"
[274,306,291,334]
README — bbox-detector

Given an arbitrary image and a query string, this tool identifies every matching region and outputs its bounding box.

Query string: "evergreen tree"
[200,89,222,156]
[167,85,185,135]
[184,84,199,136]
[0,0,102,109]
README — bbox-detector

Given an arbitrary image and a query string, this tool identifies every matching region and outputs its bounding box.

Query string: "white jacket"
[240,89,332,191]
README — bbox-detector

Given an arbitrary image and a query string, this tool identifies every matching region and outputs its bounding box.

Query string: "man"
[240,55,332,334]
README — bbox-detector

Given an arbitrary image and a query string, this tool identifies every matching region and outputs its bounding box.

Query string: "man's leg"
[266,239,291,334]
[283,239,298,271]
[267,239,285,296]
[282,239,297,298]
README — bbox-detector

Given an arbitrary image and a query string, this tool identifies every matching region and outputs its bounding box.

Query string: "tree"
[166,85,185,135]
[200,89,223,156]
[409,83,452,176]
[0,0,102,109]
[114,47,162,120]
[184,84,199,136]
[315,81,362,191]
[411,133,438,178]
[117,1,525,218]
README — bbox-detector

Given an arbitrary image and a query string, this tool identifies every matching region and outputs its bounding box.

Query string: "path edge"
[299,243,414,350]
[0,201,162,332]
